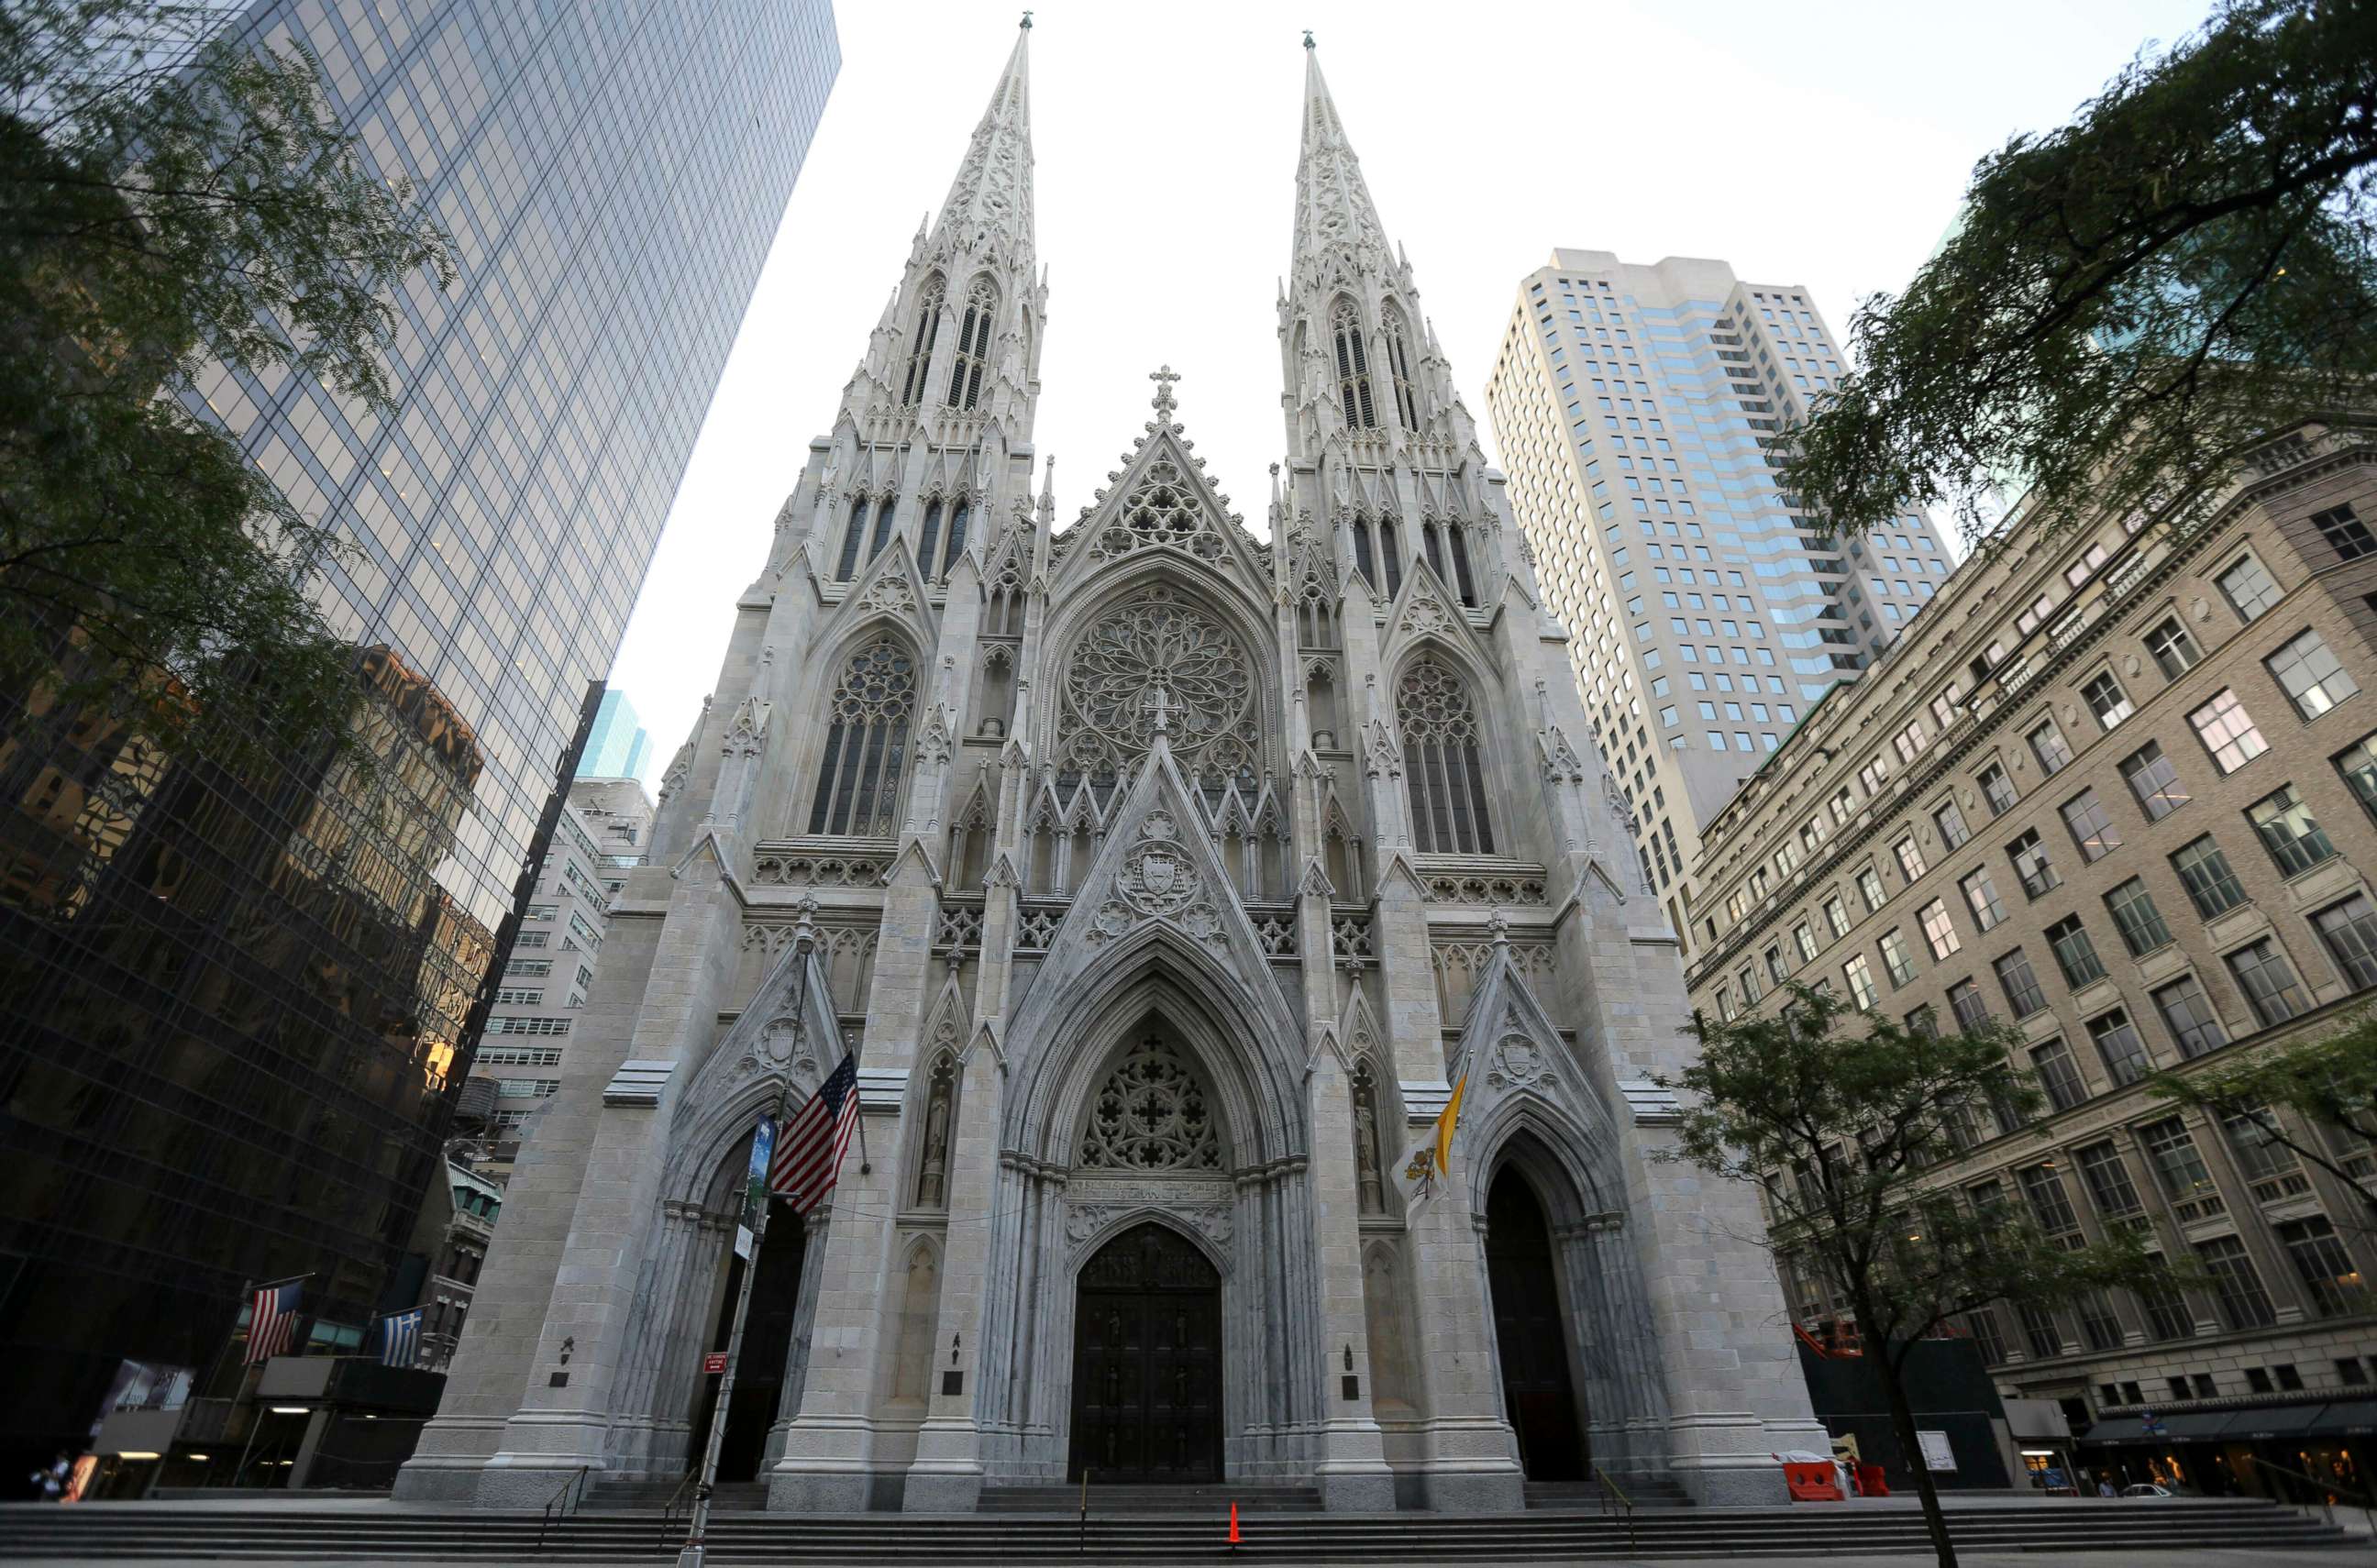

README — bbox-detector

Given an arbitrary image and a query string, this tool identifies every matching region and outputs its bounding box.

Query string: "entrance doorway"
[1067,1223,1222,1483]
[1487,1168,1585,1480]
[690,1198,807,1481]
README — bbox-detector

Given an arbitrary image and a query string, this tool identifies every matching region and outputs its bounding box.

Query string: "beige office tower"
[1485,251,1957,947]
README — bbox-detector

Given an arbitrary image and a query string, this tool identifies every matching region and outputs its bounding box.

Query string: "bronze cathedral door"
[1067,1223,1222,1483]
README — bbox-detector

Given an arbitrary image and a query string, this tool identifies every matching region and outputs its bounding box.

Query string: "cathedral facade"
[395,25,1823,1514]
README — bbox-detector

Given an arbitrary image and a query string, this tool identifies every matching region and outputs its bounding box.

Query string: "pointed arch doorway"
[1487,1167,1586,1480]
[1067,1223,1222,1483]
[687,1197,807,1482]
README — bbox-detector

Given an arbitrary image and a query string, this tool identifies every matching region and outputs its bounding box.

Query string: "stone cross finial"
[1149,364,1181,419]
[1021,9,1032,28]
[1144,681,1175,735]
[1302,29,1315,49]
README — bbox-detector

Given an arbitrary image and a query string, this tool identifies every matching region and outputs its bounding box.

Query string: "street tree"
[1,0,453,767]
[1661,984,2174,1568]
[1780,0,2377,548]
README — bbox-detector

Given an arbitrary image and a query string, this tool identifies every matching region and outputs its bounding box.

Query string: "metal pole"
[679,916,812,1568]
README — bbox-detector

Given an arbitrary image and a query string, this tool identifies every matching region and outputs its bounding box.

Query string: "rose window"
[1059,585,1258,780]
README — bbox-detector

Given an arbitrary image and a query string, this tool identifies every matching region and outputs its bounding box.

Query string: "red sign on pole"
[702,1353,728,1375]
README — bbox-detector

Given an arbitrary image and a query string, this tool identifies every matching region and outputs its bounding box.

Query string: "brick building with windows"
[1685,416,2377,1499]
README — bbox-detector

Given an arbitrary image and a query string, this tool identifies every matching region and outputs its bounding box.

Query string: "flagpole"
[680,909,813,1568]
[221,1274,313,1489]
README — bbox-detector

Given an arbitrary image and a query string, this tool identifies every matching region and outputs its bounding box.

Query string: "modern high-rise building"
[0,0,837,1479]
[1484,251,1957,945]
[579,690,653,782]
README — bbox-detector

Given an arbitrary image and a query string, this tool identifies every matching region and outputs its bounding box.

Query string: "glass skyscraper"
[579,690,652,781]
[0,0,836,1478]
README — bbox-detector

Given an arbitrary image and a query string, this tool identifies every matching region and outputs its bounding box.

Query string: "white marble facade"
[394,26,1825,1515]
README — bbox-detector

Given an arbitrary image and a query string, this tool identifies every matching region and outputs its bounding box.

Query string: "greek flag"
[378,1306,425,1368]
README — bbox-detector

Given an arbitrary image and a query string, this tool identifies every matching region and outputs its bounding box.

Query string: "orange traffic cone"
[1228,1500,1241,1546]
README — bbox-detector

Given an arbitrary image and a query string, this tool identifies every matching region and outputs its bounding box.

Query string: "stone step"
[0,1496,2351,1562]
[977,1482,1323,1513]
[580,1476,768,1510]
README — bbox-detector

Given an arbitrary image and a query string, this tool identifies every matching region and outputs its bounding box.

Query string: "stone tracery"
[1058,585,1259,780]
[1078,1036,1223,1173]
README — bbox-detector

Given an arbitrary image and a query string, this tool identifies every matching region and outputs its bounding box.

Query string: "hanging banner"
[735,1115,776,1260]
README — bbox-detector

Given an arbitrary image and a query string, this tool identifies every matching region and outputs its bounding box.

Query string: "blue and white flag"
[377,1306,424,1368]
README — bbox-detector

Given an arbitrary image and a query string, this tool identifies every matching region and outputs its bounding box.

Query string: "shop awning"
[2215,1402,2350,1441]
[2085,1409,2246,1444]
[2313,1399,2377,1438]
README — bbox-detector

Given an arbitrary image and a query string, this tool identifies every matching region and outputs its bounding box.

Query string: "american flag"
[377,1306,424,1368]
[768,1052,859,1214]
[245,1281,303,1365]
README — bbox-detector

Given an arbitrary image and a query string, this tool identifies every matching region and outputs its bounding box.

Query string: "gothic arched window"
[1382,305,1421,429]
[945,281,995,411]
[1377,515,1403,600]
[835,496,871,581]
[917,500,944,575]
[900,280,944,407]
[1332,300,1376,429]
[868,494,898,564]
[1446,521,1477,607]
[1351,515,1376,588]
[941,499,969,574]
[1397,656,1494,855]
[808,636,919,836]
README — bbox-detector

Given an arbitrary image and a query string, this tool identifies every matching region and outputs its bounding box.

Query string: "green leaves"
[0,0,455,767]
[1781,0,2377,548]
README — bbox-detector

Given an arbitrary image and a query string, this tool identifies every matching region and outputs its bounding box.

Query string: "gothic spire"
[1292,37,1390,283]
[929,18,1036,271]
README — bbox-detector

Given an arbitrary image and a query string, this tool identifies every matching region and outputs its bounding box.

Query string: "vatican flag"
[1396,1074,1466,1218]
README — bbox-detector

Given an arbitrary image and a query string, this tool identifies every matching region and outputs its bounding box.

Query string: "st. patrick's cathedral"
[396,24,1825,1514]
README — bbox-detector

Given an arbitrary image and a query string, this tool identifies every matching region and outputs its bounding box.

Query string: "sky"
[603,0,2214,790]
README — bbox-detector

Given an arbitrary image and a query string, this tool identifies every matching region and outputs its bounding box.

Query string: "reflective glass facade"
[0,0,836,1471]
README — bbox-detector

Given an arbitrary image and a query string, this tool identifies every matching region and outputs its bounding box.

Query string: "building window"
[2135,1262,2196,1342]
[2087,1008,2152,1086]
[2105,878,2173,956]
[1824,896,1851,940]
[2227,937,2309,1026]
[1947,978,1992,1032]
[2082,671,2134,731]
[1843,954,1879,1010]
[1398,658,1495,855]
[1965,1308,2007,1365]
[1332,299,1376,429]
[2189,689,2268,773]
[2120,740,2190,820]
[2152,975,2229,1058]
[2007,830,2060,899]
[2141,1118,2218,1208]
[2172,835,2248,917]
[2336,734,2377,823]
[1934,800,1971,849]
[1880,928,1918,988]
[2020,1164,2083,1234]
[945,279,996,411]
[2047,915,2106,988]
[2028,719,2074,776]
[2077,1143,2145,1219]
[2145,617,2203,679]
[2266,628,2360,720]
[2217,554,2282,622]
[1919,898,1961,960]
[2029,1037,2086,1113]
[1960,868,2007,931]
[2312,893,2377,989]
[1894,835,1927,883]
[2248,783,2336,876]
[2277,1217,2362,1317]
[899,279,944,406]
[2059,789,2123,862]
[808,636,919,836]
[2074,1290,2126,1353]
[2311,502,2377,562]
[2222,1107,2301,1183]
[1794,922,1819,965]
[1996,949,2049,1017]
[2195,1234,2278,1330]
[1978,762,2018,816]
[1857,865,1887,912]
[2018,1302,2065,1359]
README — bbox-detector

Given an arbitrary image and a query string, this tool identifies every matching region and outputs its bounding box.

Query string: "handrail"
[2247,1453,2374,1536]
[657,1470,698,1555]
[1078,1467,1093,1557]
[1596,1469,1636,1553]
[534,1464,591,1555]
